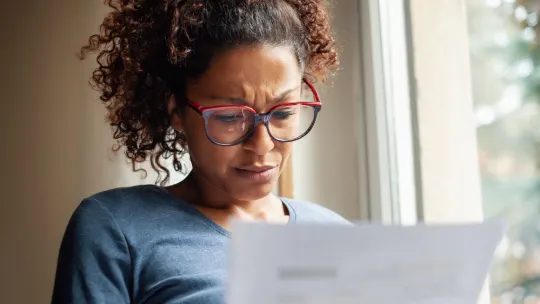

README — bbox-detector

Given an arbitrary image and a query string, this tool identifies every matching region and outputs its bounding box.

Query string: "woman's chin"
[231,184,277,202]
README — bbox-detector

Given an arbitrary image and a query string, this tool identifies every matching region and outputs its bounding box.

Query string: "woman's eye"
[273,110,295,119]
[215,114,243,123]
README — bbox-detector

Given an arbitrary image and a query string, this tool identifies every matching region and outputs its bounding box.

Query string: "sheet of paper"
[226,220,504,304]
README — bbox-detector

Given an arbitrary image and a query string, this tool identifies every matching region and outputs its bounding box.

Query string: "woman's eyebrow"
[207,85,301,105]
[207,95,248,105]
[270,86,301,103]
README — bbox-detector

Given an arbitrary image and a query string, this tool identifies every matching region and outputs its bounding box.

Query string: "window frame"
[362,0,490,302]
[357,0,420,225]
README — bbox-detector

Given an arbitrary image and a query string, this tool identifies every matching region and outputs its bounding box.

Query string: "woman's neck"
[167,171,288,225]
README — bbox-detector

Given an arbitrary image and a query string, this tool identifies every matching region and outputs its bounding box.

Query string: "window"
[364,0,540,302]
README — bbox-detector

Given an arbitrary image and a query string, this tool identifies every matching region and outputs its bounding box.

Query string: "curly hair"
[80,0,339,185]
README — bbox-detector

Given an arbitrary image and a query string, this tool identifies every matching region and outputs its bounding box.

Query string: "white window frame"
[356,0,419,225]
[358,0,486,225]
[359,0,489,302]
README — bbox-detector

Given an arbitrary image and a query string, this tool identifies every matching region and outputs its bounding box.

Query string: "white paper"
[226,220,504,304]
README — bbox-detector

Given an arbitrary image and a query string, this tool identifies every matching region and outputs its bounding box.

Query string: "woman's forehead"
[188,45,302,96]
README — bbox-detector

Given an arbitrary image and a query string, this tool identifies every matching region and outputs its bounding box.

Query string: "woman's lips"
[234,166,279,182]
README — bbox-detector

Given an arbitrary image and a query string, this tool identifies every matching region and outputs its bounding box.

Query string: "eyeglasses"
[184,79,322,146]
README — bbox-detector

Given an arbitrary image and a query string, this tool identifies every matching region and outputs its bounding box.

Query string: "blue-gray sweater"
[52,185,348,304]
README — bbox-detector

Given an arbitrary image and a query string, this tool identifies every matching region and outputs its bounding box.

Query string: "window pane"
[466,0,540,302]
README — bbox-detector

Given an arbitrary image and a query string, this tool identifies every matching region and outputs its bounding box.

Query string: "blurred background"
[1,0,540,303]
[468,0,540,302]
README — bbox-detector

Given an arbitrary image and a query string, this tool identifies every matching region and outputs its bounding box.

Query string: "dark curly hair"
[80,0,339,185]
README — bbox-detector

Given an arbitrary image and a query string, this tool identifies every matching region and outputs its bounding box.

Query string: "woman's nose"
[243,123,275,155]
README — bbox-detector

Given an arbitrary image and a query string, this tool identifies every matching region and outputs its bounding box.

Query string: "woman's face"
[172,45,304,201]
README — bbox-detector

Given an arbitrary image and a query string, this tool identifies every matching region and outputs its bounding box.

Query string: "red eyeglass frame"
[183,78,323,146]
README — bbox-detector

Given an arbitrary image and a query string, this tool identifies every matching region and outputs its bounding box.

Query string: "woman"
[52,0,348,303]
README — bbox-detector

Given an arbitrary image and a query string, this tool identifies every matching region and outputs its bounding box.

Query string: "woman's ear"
[168,94,184,133]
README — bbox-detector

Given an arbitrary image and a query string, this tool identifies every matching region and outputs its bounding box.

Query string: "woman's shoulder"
[87,184,166,203]
[280,197,351,224]
[71,184,195,231]
[79,184,169,215]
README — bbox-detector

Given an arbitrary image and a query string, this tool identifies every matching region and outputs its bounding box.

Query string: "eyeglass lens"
[204,82,318,145]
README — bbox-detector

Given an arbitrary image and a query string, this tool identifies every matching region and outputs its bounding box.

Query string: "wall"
[293,0,363,220]
[0,0,363,302]
[0,1,154,303]
[408,0,484,223]
[408,1,487,302]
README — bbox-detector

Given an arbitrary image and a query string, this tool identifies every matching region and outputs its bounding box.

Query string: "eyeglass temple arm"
[302,78,322,104]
